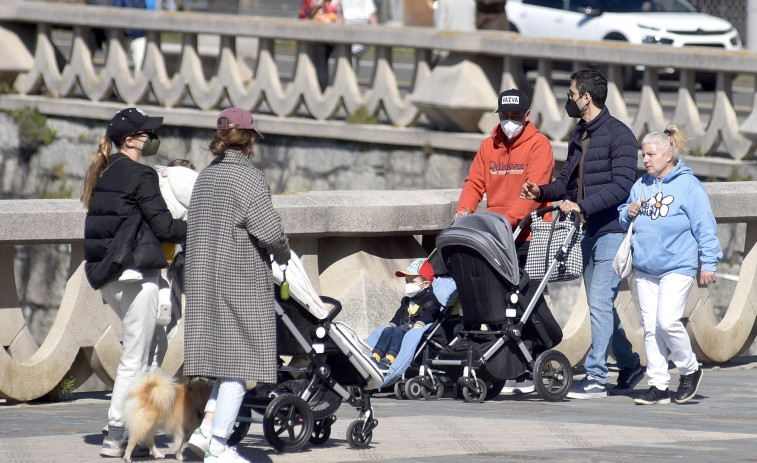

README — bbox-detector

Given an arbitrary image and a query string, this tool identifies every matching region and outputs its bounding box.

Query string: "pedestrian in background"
[113,0,148,71]
[184,107,291,463]
[342,0,378,73]
[475,0,508,31]
[299,0,343,91]
[619,126,721,405]
[81,107,186,458]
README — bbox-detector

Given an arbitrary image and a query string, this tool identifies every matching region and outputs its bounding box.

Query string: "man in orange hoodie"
[453,88,554,395]
[454,88,554,265]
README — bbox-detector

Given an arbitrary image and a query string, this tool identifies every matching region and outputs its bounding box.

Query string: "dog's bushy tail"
[124,370,177,428]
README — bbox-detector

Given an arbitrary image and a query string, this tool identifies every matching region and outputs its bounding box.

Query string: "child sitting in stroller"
[371,258,442,372]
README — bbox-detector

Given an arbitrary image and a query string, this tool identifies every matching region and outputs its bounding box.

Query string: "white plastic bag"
[612,221,634,278]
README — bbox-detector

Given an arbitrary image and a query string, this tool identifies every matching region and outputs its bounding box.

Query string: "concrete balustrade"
[2,2,757,170]
[0,185,756,401]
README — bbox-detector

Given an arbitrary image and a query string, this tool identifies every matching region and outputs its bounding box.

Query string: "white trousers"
[100,271,161,427]
[129,36,146,71]
[636,270,698,389]
[204,379,247,439]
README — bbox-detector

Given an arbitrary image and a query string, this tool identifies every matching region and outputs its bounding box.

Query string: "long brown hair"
[209,129,257,157]
[81,136,114,210]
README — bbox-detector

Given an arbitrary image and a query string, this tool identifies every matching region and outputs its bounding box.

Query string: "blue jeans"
[373,325,411,358]
[581,232,640,383]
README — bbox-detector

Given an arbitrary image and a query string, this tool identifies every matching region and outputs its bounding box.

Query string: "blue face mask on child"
[404,282,424,298]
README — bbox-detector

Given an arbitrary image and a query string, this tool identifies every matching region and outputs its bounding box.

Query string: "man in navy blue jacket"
[521,69,643,399]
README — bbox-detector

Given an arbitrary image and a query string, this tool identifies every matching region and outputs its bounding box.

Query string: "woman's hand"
[627,199,645,219]
[699,270,717,286]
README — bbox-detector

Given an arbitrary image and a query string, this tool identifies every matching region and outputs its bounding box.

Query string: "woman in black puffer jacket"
[81,107,186,458]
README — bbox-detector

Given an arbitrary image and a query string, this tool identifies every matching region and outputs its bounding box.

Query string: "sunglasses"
[131,131,154,138]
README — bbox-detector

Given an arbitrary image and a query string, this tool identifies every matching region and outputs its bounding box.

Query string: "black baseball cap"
[495,89,530,113]
[106,107,163,143]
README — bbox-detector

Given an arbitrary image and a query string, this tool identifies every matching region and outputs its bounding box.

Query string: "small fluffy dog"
[123,370,212,462]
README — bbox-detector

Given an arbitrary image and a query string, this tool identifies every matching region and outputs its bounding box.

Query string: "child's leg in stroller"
[372,326,395,361]
[385,326,410,363]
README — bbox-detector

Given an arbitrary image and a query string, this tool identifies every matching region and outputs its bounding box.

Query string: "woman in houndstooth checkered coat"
[184,108,290,461]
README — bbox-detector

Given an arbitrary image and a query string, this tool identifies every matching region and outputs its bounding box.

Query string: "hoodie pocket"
[630,233,676,273]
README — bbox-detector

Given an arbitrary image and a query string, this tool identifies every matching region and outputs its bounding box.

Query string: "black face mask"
[565,98,585,119]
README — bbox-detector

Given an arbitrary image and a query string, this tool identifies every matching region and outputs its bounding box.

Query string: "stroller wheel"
[346,420,372,449]
[263,393,314,452]
[404,377,424,400]
[461,378,487,403]
[533,349,573,402]
[393,381,407,400]
[227,404,251,446]
[420,379,445,401]
[309,418,332,445]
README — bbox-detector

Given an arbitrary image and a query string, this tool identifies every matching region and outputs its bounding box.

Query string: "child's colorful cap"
[395,258,434,283]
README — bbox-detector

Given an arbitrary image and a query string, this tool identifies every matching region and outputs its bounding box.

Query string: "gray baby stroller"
[417,210,577,402]
[227,253,383,451]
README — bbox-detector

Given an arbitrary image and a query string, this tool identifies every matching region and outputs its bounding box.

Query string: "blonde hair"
[641,125,688,164]
[81,136,115,210]
[209,129,256,157]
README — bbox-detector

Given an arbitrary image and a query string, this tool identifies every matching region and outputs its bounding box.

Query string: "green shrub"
[11,107,57,151]
[346,106,378,125]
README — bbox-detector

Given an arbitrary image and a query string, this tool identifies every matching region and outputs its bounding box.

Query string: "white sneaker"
[204,447,250,463]
[187,427,211,458]
[500,378,535,395]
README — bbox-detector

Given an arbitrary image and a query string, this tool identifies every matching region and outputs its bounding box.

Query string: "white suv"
[507,0,741,49]
[506,0,742,87]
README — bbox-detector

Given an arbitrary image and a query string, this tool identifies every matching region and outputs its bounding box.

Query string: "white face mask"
[404,282,424,298]
[500,120,525,140]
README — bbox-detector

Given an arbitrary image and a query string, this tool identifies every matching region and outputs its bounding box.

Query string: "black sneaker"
[675,367,703,404]
[608,361,644,396]
[634,386,670,405]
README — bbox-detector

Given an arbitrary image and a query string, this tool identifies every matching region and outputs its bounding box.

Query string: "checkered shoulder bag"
[524,210,583,283]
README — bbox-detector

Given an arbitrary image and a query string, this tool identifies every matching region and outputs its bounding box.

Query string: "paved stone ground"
[3,358,757,463]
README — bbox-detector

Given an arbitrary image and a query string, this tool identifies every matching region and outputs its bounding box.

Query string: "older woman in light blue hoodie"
[618,125,722,406]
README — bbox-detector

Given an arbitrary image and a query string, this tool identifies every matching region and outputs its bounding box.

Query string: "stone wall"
[0,111,474,200]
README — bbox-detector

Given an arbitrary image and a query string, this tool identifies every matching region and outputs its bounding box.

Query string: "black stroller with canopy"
[415,210,576,402]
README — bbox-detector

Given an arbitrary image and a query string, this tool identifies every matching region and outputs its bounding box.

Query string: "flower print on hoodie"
[643,191,675,220]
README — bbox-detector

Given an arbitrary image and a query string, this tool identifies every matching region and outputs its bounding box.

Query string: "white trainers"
[500,378,535,395]
[204,447,250,463]
[187,427,211,458]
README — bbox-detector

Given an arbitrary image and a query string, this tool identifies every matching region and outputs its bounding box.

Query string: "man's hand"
[453,208,470,221]
[560,200,580,215]
[520,180,541,200]
[700,270,717,286]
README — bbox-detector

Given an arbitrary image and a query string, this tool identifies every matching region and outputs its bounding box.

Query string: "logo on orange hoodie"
[489,161,525,175]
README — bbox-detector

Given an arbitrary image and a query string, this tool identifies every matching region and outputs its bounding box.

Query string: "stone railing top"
[0,183,754,244]
[2,1,757,73]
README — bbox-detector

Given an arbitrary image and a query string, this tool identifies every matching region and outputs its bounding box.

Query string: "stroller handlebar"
[320,295,342,323]
[513,205,580,238]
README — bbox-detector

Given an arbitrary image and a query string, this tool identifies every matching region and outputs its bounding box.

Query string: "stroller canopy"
[436,212,520,287]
